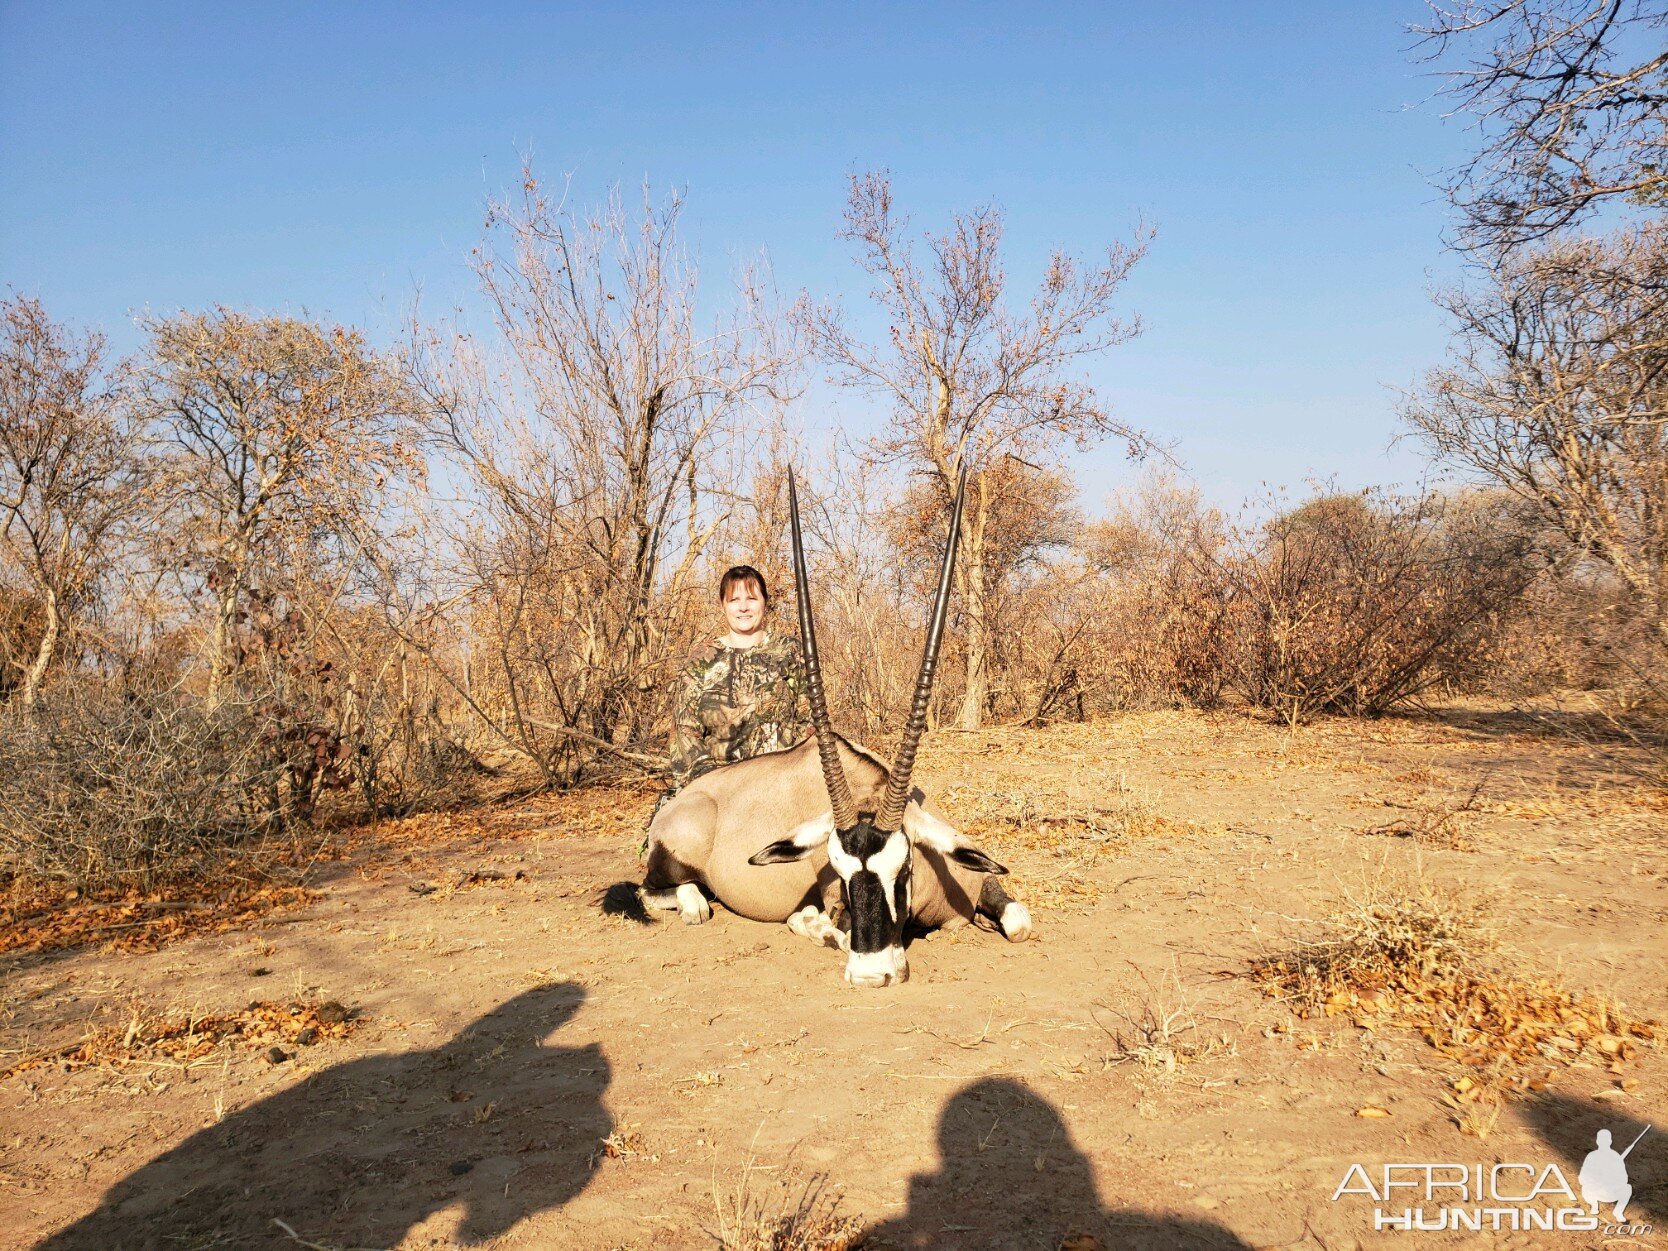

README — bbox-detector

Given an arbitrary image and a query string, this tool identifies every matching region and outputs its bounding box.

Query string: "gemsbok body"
[639,465,1031,987]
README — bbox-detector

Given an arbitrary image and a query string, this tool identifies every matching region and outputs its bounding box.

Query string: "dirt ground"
[3,704,1665,1251]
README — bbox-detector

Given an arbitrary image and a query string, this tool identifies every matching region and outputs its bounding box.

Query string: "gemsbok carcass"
[638,464,1031,987]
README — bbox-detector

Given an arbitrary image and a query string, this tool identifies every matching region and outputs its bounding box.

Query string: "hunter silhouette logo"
[1581,1125,1649,1222]
[1331,1122,1655,1234]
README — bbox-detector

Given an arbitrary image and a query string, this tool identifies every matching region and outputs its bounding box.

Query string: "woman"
[666,564,808,789]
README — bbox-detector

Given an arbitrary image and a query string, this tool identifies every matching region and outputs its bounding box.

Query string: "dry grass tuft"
[1,997,359,1080]
[592,1124,657,1166]
[1093,963,1235,1078]
[1252,868,1655,1129]
[1266,870,1498,984]
[711,1153,863,1251]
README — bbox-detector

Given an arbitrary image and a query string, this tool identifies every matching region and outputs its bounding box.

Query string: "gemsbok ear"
[949,846,1008,875]
[901,803,1008,875]
[748,812,834,866]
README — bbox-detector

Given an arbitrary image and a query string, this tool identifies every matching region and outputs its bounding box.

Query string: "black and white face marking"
[828,815,911,987]
[755,802,1008,989]
[746,810,912,987]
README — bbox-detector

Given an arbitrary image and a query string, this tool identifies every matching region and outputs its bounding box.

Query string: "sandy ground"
[2,705,1665,1251]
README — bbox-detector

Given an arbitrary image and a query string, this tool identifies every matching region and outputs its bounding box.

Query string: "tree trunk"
[20,587,60,710]
[207,574,240,711]
[955,483,990,730]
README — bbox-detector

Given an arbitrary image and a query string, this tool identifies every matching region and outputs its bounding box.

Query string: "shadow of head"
[863,1076,1253,1250]
[37,981,610,1251]
[1520,1089,1662,1224]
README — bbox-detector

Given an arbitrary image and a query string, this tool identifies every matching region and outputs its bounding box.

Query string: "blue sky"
[0,2,1473,510]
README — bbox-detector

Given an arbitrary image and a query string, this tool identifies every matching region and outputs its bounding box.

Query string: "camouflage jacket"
[668,633,809,788]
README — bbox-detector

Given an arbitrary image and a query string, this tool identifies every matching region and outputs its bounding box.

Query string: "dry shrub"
[888,480,1542,726]
[1485,567,1643,696]
[990,484,1541,724]
[953,477,1232,722]
[0,583,45,703]
[711,1158,863,1251]
[1,997,359,1080]
[1259,871,1497,989]
[1073,479,1233,713]
[1253,870,1656,1126]
[291,598,489,819]
[1220,489,1537,724]
[1484,560,1668,762]
[0,678,289,892]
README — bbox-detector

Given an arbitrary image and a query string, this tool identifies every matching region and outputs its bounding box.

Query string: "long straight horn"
[876,460,968,832]
[789,470,857,829]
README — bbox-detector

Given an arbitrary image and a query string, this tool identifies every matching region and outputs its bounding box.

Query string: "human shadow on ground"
[1520,1089,1663,1225]
[862,1077,1253,1250]
[35,982,609,1251]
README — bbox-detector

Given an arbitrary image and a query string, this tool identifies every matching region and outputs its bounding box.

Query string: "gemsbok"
[638,464,1031,987]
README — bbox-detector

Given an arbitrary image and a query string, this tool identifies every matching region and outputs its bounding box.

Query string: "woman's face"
[723,580,766,636]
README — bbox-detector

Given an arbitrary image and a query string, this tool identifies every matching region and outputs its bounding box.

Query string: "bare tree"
[137,310,423,706]
[1420,0,1668,250]
[883,456,1078,720]
[802,171,1155,727]
[0,295,146,709]
[1405,223,1668,650]
[406,173,795,783]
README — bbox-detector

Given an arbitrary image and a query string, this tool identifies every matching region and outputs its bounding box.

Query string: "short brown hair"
[718,565,769,604]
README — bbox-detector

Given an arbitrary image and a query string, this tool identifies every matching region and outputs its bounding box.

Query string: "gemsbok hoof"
[675,883,711,925]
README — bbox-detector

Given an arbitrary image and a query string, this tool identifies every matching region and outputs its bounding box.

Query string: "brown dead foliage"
[367,783,655,854]
[1252,875,1656,1124]
[1,997,359,1080]
[0,781,655,960]
[0,877,316,957]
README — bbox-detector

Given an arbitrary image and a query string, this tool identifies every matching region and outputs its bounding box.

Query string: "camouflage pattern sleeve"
[667,645,720,787]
